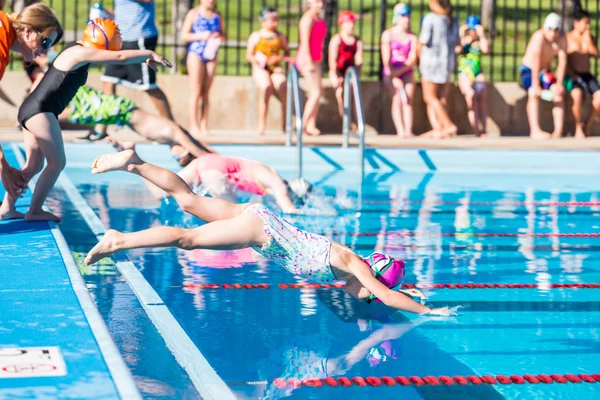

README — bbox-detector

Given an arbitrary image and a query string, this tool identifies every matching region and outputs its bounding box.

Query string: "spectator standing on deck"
[381,3,417,138]
[90,0,173,141]
[181,0,225,137]
[296,0,327,136]
[457,15,490,137]
[419,0,460,138]
[328,10,362,125]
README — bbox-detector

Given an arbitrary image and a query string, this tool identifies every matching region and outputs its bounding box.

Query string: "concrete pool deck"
[2,128,600,151]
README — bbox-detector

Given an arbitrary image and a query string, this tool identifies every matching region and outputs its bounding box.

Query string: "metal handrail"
[341,66,366,181]
[285,65,303,179]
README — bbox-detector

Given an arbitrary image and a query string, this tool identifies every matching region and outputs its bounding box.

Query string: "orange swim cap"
[82,18,122,51]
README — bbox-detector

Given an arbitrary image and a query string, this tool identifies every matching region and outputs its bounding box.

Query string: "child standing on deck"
[180,0,226,137]
[381,3,417,138]
[84,150,456,317]
[246,7,290,136]
[457,16,490,137]
[328,10,363,122]
[0,18,171,222]
[296,0,327,136]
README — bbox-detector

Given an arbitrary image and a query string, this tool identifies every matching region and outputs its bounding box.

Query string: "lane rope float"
[182,283,599,290]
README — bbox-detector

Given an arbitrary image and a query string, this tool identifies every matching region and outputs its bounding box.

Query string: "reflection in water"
[256,293,425,400]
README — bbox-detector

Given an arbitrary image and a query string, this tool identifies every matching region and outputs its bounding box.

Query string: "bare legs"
[0,113,64,221]
[187,54,218,137]
[128,110,211,158]
[526,85,564,140]
[572,88,600,138]
[301,63,322,136]
[252,67,287,135]
[85,150,268,265]
[384,74,414,138]
[458,74,488,137]
[421,80,457,138]
[550,85,565,139]
[571,88,586,139]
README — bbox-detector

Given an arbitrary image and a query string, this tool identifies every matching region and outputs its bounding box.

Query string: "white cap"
[543,13,561,30]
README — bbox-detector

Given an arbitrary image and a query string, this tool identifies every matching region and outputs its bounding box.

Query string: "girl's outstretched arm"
[333,248,453,315]
[55,46,172,71]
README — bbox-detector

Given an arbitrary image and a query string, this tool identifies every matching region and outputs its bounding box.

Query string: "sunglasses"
[40,35,53,49]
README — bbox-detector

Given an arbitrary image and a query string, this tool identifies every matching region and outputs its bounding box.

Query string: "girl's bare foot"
[419,129,437,138]
[305,127,321,136]
[0,202,24,220]
[91,150,139,175]
[440,125,458,139]
[530,130,551,140]
[85,229,120,265]
[107,137,136,152]
[479,132,488,139]
[25,210,61,222]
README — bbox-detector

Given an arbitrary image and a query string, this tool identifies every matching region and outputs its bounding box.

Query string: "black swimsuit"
[18,42,89,129]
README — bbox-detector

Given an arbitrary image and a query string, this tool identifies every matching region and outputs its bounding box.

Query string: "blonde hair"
[12,3,63,43]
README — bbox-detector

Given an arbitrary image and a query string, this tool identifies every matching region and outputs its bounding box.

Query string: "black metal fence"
[7,0,600,81]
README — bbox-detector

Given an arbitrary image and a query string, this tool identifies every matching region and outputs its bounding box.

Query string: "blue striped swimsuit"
[189,12,221,62]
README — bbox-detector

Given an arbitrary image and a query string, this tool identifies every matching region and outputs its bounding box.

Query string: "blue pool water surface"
[44,144,600,399]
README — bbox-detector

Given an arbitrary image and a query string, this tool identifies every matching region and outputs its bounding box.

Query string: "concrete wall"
[1,72,598,136]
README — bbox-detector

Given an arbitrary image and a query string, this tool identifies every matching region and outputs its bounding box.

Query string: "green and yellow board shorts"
[68,86,137,126]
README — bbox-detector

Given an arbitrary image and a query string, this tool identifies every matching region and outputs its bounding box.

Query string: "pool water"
[52,144,600,399]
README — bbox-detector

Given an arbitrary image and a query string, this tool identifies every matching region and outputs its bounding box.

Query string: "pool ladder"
[285,65,366,181]
[285,65,303,179]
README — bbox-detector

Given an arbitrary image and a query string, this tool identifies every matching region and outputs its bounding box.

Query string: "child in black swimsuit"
[0,18,172,222]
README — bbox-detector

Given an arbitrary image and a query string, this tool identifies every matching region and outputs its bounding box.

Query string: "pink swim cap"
[366,340,397,366]
[363,252,406,303]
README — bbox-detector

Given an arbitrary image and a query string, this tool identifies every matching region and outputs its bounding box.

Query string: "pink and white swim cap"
[363,252,406,303]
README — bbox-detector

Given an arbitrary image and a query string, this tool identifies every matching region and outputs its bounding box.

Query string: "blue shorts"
[519,65,536,90]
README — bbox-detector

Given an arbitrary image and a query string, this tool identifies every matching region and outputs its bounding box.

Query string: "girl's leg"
[200,60,218,135]
[187,54,203,138]
[476,75,488,136]
[423,81,456,137]
[85,211,269,265]
[0,130,45,219]
[90,150,245,222]
[421,81,443,137]
[384,76,404,136]
[301,63,323,135]
[252,67,274,135]
[403,75,415,137]
[22,113,66,222]
[128,110,211,158]
[458,73,477,135]
[571,88,586,138]
[271,69,288,132]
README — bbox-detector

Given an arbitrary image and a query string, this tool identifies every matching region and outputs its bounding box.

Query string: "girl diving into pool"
[84,150,455,316]
[0,18,172,222]
[110,138,311,214]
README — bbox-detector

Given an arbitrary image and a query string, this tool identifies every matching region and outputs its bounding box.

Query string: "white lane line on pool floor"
[55,165,236,400]
[11,143,141,400]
